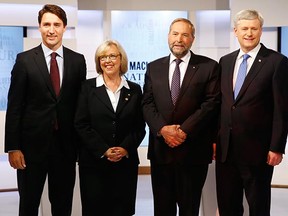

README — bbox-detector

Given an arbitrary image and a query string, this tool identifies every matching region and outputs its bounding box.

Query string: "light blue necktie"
[234,54,250,99]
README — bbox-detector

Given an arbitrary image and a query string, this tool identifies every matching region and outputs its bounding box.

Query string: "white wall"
[76,10,104,79]
[0,2,78,27]
[230,0,288,27]
[78,0,229,10]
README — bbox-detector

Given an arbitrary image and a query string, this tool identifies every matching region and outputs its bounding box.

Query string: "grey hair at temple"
[233,9,264,28]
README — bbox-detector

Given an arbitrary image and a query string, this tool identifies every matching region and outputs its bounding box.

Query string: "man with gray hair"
[142,18,220,216]
[216,9,288,216]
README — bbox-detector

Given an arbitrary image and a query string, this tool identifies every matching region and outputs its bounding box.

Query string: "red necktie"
[50,52,60,97]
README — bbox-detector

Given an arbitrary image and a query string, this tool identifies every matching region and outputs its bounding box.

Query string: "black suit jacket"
[218,43,288,165]
[142,51,221,165]
[74,78,146,166]
[5,44,87,162]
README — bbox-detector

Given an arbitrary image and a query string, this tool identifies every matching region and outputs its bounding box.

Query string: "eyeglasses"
[99,54,120,61]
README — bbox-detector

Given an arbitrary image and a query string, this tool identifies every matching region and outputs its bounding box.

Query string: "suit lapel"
[157,57,173,107]
[116,86,132,114]
[93,84,133,114]
[226,52,238,102]
[33,45,56,98]
[161,57,171,101]
[180,55,198,96]
[94,85,115,113]
[61,47,70,99]
[177,52,200,102]
[235,45,267,101]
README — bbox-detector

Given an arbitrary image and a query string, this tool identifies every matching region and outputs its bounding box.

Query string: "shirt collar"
[238,43,261,60]
[169,51,191,65]
[41,43,64,59]
[96,74,130,89]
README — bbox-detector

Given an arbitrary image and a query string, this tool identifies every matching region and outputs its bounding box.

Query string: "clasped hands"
[104,147,128,162]
[160,125,187,148]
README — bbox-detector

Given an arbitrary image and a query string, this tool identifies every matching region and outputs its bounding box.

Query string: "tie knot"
[51,52,57,60]
[243,54,250,61]
[175,58,182,65]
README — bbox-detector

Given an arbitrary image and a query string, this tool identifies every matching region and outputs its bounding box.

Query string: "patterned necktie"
[171,59,182,105]
[50,52,60,97]
[234,54,250,99]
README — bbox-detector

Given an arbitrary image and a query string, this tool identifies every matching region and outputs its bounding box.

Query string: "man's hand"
[176,127,187,140]
[212,143,216,160]
[267,151,283,166]
[8,150,26,169]
[160,125,186,148]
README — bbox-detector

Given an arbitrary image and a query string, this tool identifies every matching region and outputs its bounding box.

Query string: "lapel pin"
[125,93,131,101]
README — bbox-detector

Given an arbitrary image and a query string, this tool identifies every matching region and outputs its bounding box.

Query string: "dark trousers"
[216,161,273,216]
[150,162,208,216]
[79,160,138,216]
[17,132,76,216]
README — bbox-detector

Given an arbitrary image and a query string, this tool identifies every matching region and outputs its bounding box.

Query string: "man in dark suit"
[142,18,221,216]
[4,4,86,216]
[216,9,288,216]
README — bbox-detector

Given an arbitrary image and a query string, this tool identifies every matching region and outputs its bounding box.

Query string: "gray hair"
[233,9,264,27]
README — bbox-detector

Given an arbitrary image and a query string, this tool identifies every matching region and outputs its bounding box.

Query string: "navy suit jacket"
[5,44,87,162]
[218,43,288,165]
[142,51,221,165]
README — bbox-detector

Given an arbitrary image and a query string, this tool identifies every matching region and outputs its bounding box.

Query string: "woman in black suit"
[75,39,146,216]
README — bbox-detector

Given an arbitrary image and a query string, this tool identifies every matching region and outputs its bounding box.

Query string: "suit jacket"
[218,43,288,165]
[5,44,87,162]
[142,51,221,165]
[74,78,146,167]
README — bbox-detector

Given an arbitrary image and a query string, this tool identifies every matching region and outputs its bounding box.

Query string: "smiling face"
[39,12,66,51]
[100,45,121,77]
[234,18,262,53]
[168,20,194,58]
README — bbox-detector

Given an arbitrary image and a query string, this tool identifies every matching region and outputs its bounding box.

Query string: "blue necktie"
[171,59,182,105]
[234,54,250,99]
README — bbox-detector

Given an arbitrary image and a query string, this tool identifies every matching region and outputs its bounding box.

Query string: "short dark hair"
[38,4,67,27]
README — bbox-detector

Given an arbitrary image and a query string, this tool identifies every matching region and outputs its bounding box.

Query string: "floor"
[0,175,287,216]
